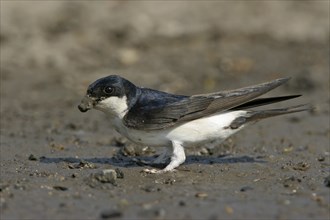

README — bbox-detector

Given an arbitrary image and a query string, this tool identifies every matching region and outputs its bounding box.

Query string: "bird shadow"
[39,154,266,169]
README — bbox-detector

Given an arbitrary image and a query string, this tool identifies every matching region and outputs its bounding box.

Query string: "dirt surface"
[1,2,329,220]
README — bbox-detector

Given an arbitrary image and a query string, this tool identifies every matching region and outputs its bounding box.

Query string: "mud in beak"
[78,95,96,112]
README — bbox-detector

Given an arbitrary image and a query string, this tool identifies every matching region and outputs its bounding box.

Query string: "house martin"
[78,75,309,173]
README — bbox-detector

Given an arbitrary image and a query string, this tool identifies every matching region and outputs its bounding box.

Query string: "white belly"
[112,111,247,147]
[166,111,247,145]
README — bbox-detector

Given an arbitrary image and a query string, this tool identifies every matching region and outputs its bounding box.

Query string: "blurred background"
[1,1,329,94]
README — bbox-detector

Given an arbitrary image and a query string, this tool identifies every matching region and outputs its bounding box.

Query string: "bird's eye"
[103,86,114,95]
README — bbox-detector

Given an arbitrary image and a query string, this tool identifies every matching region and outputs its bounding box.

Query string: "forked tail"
[229,104,311,129]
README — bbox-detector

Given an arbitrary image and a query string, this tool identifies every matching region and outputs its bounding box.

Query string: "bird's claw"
[141,168,176,174]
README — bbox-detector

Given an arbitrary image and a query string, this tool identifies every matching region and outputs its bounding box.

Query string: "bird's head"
[78,75,137,118]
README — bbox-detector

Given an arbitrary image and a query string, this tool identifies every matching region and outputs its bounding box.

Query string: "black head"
[87,75,135,99]
[78,75,138,113]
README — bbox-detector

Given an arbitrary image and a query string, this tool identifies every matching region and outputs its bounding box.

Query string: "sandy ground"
[1,2,329,220]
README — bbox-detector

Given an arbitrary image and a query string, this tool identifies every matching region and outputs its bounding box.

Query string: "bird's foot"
[141,168,176,174]
[141,141,185,174]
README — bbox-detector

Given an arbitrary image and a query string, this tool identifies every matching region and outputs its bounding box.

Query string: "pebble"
[199,147,210,155]
[195,192,208,198]
[140,146,156,155]
[164,178,176,185]
[115,168,124,179]
[292,161,310,171]
[121,145,135,156]
[282,176,301,188]
[53,186,68,191]
[93,169,117,184]
[69,161,97,169]
[100,210,122,219]
[240,186,254,192]
[28,154,38,161]
[49,142,65,150]
[282,146,294,153]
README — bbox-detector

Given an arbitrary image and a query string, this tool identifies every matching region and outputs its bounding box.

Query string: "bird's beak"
[78,95,96,112]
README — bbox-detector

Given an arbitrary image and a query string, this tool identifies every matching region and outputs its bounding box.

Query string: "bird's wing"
[123,77,291,130]
[230,95,301,110]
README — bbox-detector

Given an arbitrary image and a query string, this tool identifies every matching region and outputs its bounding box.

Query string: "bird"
[78,75,310,173]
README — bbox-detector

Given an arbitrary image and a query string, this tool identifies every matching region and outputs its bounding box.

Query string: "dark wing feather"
[123,88,190,129]
[124,77,291,130]
[230,95,301,110]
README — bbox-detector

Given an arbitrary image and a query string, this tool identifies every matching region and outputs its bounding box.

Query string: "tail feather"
[229,104,311,129]
[231,95,302,110]
[246,104,312,119]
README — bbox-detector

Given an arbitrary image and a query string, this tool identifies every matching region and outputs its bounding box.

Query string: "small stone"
[49,142,65,150]
[240,186,253,192]
[100,210,122,219]
[195,192,208,198]
[70,161,97,169]
[282,175,301,188]
[53,186,68,191]
[28,154,38,161]
[164,178,176,185]
[282,146,294,153]
[292,162,310,171]
[199,147,210,155]
[121,145,135,156]
[115,168,124,179]
[140,146,156,156]
[94,169,117,184]
[68,164,75,169]
[317,156,325,162]
[142,185,160,192]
